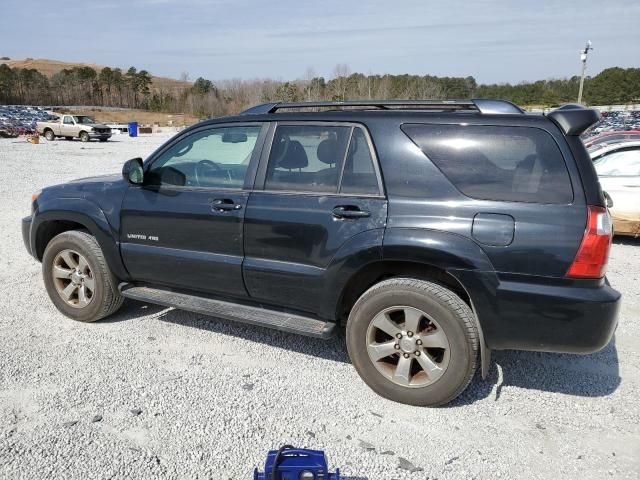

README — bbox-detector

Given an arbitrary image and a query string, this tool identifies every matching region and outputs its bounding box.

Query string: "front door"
[120,123,266,298]
[243,123,387,315]
[61,115,75,136]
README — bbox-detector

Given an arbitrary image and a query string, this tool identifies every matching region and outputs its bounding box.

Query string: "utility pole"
[577,40,593,104]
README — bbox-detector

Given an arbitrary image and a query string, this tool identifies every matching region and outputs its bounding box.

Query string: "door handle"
[210,198,242,212]
[332,206,371,219]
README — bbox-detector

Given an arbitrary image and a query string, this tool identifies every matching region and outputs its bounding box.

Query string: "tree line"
[1,62,638,118]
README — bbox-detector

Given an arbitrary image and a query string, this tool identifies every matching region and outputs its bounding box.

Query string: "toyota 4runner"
[22,100,620,406]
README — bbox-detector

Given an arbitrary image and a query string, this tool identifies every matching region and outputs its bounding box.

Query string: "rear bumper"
[22,215,35,258]
[455,271,621,354]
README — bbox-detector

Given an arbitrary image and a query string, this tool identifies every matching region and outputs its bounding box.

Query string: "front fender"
[31,197,129,280]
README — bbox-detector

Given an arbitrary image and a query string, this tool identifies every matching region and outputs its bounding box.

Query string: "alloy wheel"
[51,249,95,308]
[366,306,450,388]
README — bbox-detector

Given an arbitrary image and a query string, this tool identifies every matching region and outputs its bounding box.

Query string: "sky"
[1,0,639,84]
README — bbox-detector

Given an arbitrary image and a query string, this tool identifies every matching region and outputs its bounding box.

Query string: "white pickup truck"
[37,115,112,142]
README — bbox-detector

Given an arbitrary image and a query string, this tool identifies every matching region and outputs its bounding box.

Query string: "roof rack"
[240,99,524,115]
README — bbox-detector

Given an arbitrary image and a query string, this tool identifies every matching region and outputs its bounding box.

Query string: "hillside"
[3,58,190,93]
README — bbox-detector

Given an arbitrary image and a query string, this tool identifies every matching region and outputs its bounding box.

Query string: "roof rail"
[239,99,524,115]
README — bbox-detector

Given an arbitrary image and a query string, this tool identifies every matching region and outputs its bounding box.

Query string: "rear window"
[401,124,573,203]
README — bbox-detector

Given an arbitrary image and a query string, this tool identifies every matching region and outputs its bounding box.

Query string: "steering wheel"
[195,160,221,186]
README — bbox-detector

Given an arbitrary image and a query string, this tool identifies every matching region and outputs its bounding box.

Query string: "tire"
[64,136,73,141]
[44,130,55,141]
[42,230,124,322]
[346,278,478,407]
[79,131,90,142]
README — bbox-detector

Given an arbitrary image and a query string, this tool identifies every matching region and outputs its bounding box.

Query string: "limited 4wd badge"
[126,233,159,241]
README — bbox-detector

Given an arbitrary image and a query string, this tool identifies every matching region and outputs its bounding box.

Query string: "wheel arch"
[337,259,492,379]
[336,260,471,323]
[32,199,129,281]
[35,219,87,260]
[336,227,498,379]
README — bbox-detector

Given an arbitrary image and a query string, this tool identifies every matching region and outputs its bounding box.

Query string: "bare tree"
[303,67,316,101]
[332,64,351,101]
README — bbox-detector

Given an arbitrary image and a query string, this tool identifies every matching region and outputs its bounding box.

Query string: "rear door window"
[264,125,351,193]
[401,124,573,204]
[340,127,380,195]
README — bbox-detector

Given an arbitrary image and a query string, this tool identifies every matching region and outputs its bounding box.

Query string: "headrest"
[278,140,308,170]
[317,139,339,165]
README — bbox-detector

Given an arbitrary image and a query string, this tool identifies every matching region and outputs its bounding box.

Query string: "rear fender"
[383,227,498,378]
[319,228,385,320]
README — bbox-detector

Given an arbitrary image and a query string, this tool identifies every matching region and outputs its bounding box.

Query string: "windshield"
[73,116,96,125]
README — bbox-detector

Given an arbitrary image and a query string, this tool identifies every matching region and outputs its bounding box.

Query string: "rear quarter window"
[401,124,573,204]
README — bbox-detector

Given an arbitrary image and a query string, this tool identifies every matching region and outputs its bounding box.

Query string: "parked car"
[22,100,620,406]
[592,141,640,237]
[0,105,55,135]
[37,114,112,142]
[584,130,640,150]
[586,110,640,136]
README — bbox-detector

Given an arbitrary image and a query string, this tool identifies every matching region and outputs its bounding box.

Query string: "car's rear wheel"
[42,230,123,322]
[44,130,55,141]
[79,131,90,142]
[346,278,478,406]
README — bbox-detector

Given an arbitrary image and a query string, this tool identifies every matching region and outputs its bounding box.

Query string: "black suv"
[22,100,620,406]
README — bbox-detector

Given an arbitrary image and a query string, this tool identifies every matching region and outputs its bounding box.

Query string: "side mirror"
[122,157,144,185]
[603,191,614,208]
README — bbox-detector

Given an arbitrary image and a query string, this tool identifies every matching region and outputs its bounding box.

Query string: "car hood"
[67,173,122,184]
[42,173,124,198]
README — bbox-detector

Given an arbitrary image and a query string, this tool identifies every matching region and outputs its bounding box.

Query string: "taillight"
[567,206,612,278]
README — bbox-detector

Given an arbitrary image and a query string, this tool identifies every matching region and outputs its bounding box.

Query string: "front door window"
[147,126,262,189]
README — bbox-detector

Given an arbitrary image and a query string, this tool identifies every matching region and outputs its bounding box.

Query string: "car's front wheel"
[346,278,478,406]
[42,230,123,322]
[79,131,90,142]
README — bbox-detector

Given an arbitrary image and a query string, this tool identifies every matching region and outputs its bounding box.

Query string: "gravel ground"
[1,134,639,480]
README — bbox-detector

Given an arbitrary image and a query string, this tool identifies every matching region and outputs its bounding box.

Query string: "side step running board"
[120,285,335,339]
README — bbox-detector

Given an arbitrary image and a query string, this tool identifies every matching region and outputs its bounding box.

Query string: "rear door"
[243,122,387,315]
[120,123,267,298]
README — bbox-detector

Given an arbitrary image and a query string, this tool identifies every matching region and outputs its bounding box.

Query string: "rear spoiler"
[546,104,600,136]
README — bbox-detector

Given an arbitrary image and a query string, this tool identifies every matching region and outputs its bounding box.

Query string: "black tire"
[42,230,124,322]
[79,131,90,142]
[346,278,478,406]
[64,136,73,141]
[44,129,55,141]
